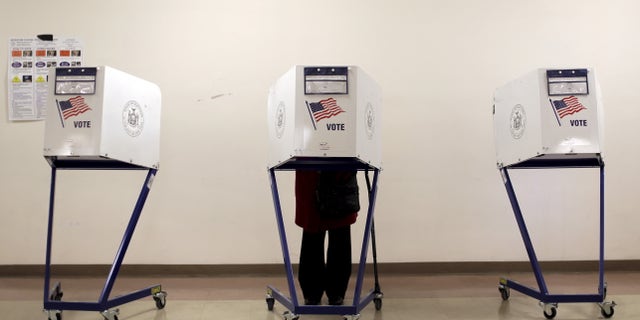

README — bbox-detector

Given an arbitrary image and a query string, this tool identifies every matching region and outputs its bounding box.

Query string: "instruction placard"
[7,37,83,121]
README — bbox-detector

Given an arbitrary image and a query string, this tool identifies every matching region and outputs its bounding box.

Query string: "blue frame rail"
[43,163,166,319]
[266,157,383,317]
[498,157,615,318]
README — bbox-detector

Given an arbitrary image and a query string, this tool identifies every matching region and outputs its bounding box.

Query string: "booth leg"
[43,168,166,319]
[267,168,300,310]
[266,167,382,316]
[44,167,60,312]
[364,169,383,310]
[597,165,615,318]
[99,169,158,303]
[500,168,549,295]
[353,169,380,307]
[498,166,615,319]
[598,165,606,295]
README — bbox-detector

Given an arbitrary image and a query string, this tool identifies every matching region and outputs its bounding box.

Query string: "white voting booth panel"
[493,68,603,167]
[267,66,381,169]
[43,66,161,169]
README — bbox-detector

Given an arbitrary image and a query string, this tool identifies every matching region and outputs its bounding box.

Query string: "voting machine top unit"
[43,66,161,169]
[493,68,603,168]
[267,65,381,169]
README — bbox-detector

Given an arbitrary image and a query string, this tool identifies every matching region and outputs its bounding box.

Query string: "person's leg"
[298,230,326,304]
[326,225,352,305]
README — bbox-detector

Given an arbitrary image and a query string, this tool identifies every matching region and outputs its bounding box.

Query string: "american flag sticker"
[552,96,586,118]
[56,96,92,128]
[305,97,345,130]
[549,95,587,126]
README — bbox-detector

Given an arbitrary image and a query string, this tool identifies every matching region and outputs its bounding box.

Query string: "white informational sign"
[7,37,83,121]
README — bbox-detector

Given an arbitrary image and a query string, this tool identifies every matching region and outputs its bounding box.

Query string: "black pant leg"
[298,230,326,303]
[325,225,352,302]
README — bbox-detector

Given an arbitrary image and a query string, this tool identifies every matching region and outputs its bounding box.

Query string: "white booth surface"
[43,66,161,169]
[493,68,604,168]
[267,65,381,169]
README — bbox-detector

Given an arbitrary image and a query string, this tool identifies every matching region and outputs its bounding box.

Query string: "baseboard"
[1,261,639,277]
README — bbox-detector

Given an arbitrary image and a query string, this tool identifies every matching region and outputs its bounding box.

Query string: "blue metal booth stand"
[265,157,383,320]
[497,156,616,319]
[42,158,167,320]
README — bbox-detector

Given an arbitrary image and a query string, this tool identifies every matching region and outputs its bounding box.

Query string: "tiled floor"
[1,271,638,320]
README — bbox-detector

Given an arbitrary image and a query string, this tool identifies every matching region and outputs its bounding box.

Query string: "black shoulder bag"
[315,171,360,219]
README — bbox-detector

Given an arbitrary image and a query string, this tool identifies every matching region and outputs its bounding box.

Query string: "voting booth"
[42,66,166,320]
[43,66,161,169]
[267,65,381,169]
[265,66,383,319]
[493,68,615,319]
[494,68,603,168]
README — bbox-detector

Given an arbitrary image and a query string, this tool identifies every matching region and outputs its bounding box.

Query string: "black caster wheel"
[154,297,166,309]
[283,310,299,320]
[266,297,275,311]
[498,286,510,301]
[48,313,62,320]
[374,297,382,310]
[600,301,616,319]
[46,310,62,320]
[101,308,120,320]
[543,306,557,319]
[153,291,167,309]
[601,307,614,318]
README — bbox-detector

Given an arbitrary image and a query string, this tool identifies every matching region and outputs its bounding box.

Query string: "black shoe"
[304,298,320,305]
[328,297,344,305]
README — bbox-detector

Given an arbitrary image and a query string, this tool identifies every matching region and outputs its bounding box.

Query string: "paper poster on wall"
[7,37,83,121]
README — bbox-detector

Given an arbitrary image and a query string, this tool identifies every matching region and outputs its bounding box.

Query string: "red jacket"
[295,170,358,233]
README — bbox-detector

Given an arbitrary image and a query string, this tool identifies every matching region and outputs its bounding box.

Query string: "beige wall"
[1,0,639,264]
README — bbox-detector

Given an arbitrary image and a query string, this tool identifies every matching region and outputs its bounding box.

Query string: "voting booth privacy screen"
[493,68,603,168]
[43,66,161,169]
[267,66,382,169]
